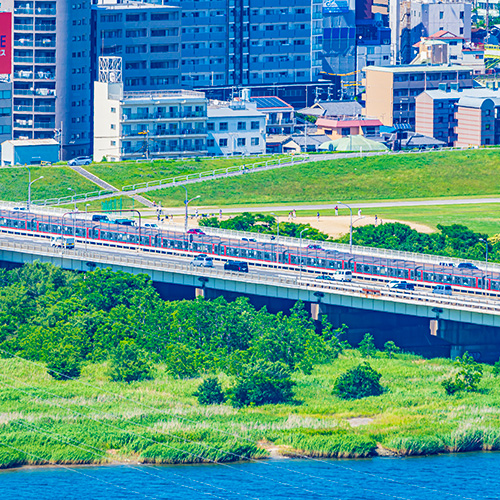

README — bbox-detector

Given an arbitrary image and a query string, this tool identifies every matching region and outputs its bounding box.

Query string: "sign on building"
[0,12,12,75]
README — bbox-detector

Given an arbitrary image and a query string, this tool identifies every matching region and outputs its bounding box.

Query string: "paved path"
[69,165,119,192]
[156,197,500,215]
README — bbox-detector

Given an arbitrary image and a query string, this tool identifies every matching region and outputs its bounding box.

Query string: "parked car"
[316,270,352,282]
[432,284,453,295]
[306,244,322,250]
[456,262,479,270]
[50,236,75,249]
[92,214,109,222]
[316,274,334,281]
[224,260,248,272]
[242,237,257,242]
[387,280,415,291]
[68,156,92,166]
[187,228,206,235]
[13,207,27,211]
[190,254,213,268]
[144,223,158,228]
[112,218,135,226]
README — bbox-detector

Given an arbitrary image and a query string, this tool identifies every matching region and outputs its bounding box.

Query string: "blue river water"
[1,453,499,500]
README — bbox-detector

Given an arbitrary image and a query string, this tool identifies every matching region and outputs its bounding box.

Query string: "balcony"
[34,121,55,129]
[34,105,55,113]
[35,40,55,48]
[14,70,33,79]
[34,70,54,80]
[14,120,33,128]
[14,24,33,31]
[34,24,56,32]
[14,89,34,95]
[14,105,33,112]
[34,8,56,16]
[14,56,34,63]
[35,57,55,64]
[14,8,34,15]
[35,88,55,96]
[14,39,33,47]
[181,127,206,135]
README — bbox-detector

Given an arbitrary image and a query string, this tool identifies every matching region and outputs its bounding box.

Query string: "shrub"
[108,340,153,383]
[333,362,384,399]
[358,333,376,357]
[493,358,500,377]
[442,351,483,395]
[384,341,400,359]
[193,377,225,405]
[228,361,296,408]
[46,345,82,381]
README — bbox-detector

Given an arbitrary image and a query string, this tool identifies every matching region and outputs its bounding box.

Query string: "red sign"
[0,12,12,75]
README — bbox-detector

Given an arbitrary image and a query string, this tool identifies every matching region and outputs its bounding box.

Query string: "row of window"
[100,12,179,23]
[102,28,178,38]
[209,137,260,148]
[208,121,261,132]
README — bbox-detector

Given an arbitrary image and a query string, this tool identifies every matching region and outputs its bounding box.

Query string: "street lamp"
[271,212,280,263]
[68,187,77,211]
[179,185,200,233]
[23,164,44,211]
[337,201,353,254]
[479,238,489,294]
[85,203,90,213]
[299,227,307,280]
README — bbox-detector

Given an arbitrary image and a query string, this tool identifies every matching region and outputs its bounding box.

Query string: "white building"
[94,77,208,161]
[207,97,266,156]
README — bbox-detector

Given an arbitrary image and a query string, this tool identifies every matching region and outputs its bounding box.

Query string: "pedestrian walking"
[375,215,378,225]
[335,205,338,216]
[219,209,222,219]
[317,211,320,220]
[195,209,199,218]
[293,209,296,219]
[358,208,361,218]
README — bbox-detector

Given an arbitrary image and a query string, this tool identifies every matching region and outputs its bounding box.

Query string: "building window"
[207,138,215,147]
[111,124,116,129]
[237,138,246,146]
[207,122,215,131]
[219,138,228,147]
[219,122,228,131]
[251,121,259,130]
[237,121,246,130]
[111,107,116,113]
[111,140,116,146]
[251,137,259,146]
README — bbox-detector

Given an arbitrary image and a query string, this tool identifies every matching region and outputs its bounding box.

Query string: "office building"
[363,64,474,127]
[3,0,92,159]
[0,80,12,145]
[207,93,266,156]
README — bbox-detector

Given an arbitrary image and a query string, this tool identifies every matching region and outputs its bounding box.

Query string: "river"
[1,453,499,500]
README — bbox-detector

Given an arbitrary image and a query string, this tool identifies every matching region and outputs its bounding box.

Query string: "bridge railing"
[0,237,499,316]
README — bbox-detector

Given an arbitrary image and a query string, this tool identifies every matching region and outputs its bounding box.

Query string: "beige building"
[363,65,474,127]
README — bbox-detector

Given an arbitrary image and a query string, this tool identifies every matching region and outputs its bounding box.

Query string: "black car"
[224,261,249,272]
[92,214,110,222]
[456,262,479,270]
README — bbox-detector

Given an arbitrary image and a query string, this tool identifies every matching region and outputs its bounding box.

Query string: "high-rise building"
[3,0,92,159]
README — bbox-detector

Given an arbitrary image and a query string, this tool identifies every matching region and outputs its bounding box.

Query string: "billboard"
[323,0,350,13]
[0,12,12,75]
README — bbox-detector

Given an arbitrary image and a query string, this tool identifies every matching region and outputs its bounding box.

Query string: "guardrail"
[0,237,498,316]
[121,155,309,192]
[32,189,114,207]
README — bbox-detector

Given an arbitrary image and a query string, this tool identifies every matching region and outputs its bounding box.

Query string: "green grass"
[1,350,500,468]
[144,150,500,208]
[0,166,101,203]
[84,156,288,191]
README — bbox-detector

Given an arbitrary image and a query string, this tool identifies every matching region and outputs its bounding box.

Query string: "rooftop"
[421,87,500,100]
[2,139,58,147]
[250,96,293,111]
[317,117,382,128]
[208,106,264,118]
[364,64,473,74]
[122,89,206,101]
[94,1,178,10]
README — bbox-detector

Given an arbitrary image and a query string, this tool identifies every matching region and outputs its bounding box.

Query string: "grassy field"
[84,156,288,190]
[1,351,500,468]
[0,166,100,203]
[144,150,500,208]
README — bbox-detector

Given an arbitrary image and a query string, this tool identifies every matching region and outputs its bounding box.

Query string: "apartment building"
[3,0,92,159]
[207,96,266,156]
[363,64,474,127]
[91,2,181,90]
[250,96,295,135]
[416,87,500,146]
[94,78,208,161]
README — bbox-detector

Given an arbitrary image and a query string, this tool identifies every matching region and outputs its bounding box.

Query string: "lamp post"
[24,164,44,211]
[179,185,200,233]
[299,227,307,280]
[337,201,353,254]
[271,212,280,263]
[68,187,77,211]
[479,238,489,294]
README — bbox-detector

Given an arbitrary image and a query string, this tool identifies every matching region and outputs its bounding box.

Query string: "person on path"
[195,209,199,218]
[293,209,296,219]
[219,209,222,219]
[375,215,378,225]
[358,208,361,218]
[317,211,320,220]
[335,205,338,216]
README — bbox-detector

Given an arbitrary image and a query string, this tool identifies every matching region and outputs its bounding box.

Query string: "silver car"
[190,254,214,268]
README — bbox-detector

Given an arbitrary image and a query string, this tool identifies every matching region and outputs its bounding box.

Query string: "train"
[1,208,499,293]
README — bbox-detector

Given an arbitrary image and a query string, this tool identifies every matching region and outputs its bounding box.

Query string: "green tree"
[228,361,296,408]
[358,333,376,358]
[333,362,384,399]
[193,378,225,405]
[108,340,153,383]
[442,351,483,395]
[384,341,400,359]
[493,358,500,377]
[46,344,82,380]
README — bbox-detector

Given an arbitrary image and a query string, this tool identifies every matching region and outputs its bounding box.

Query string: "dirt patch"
[375,444,398,457]
[347,417,374,428]
[257,440,293,459]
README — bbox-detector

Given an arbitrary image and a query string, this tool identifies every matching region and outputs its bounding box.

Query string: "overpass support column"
[195,287,205,299]
[311,291,326,320]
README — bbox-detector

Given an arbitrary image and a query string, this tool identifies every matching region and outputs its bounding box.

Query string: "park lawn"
[0,166,101,203]
[1,351,500,467]
[68,195,149,212]
[83,156,286,190]
[146,149,500,208]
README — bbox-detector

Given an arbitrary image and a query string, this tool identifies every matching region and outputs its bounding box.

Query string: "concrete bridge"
[1,237,500,362]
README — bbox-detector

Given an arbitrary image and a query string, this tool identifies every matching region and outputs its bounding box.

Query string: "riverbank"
[1,351,500,470]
